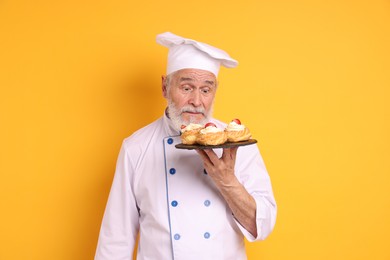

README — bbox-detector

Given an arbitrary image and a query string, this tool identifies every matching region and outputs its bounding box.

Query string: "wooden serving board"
[175,139,257,150]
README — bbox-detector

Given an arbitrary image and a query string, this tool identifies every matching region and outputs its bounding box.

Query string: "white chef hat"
[156,32,238,77]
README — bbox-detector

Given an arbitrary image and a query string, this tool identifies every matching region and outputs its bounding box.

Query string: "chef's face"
[162,69,217,129]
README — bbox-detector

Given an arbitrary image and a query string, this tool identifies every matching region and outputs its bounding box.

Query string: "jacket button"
[204,200,211,207]
[169,168,176,175]
[204,232,211,239]
[167,138,173,144]
[171,200,178,207]
[174,233,181,240]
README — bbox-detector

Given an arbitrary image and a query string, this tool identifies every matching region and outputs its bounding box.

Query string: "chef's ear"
[162,75,168,98]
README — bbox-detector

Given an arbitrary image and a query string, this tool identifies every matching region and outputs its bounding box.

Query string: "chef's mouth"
[183,111,204,115]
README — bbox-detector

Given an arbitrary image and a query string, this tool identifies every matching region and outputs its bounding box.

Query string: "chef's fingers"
[222,147,239,162]
[202,149,220,165]
[221,147,232,160]
[195,149,214,166]
[231,146,238,162]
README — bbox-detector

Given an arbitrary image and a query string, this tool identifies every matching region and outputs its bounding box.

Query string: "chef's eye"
[181,86,193,93]
[201,88,211,94]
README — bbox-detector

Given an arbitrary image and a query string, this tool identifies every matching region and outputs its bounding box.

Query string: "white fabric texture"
[156,32,238,76]
[95,114,277,260]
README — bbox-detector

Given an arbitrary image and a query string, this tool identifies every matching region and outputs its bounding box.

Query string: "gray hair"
[163,71,177,94]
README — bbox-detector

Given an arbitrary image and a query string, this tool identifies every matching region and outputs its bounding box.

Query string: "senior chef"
[95,32,277,260]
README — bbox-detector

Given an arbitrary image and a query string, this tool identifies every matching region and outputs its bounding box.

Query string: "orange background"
[0,0,389,259]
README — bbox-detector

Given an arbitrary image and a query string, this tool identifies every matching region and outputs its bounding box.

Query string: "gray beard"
[167,100,213,131]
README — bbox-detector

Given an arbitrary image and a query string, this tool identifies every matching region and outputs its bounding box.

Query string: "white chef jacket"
[95,113,277,260]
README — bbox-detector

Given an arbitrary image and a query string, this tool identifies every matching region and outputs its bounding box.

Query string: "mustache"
[180,106,205,115]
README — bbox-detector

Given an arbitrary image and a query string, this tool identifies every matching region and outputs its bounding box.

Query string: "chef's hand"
[196,146,258,238]
[196,147,239,186]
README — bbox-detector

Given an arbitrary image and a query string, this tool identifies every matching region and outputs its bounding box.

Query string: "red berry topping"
[205,122,217,128]
[232,119,241,125]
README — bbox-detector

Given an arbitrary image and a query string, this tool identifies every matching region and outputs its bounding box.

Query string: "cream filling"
[226,122,245,131]
[181,123,203,133]
[200,126,223,134]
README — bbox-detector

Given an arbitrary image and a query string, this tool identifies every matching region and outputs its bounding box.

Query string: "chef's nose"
[189,90,201,107]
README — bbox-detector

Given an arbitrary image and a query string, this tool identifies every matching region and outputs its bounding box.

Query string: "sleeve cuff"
[233,195,277,242]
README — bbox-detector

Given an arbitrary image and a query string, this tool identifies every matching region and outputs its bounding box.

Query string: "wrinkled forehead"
[171,69,217,86]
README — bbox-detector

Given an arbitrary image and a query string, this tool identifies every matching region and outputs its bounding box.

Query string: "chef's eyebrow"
[179,77,193,82]
[179,77,215,86]
[204,80,215,86]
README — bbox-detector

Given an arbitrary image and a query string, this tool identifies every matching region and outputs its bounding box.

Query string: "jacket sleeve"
[95,141,139,260]
[234,144,277,241]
